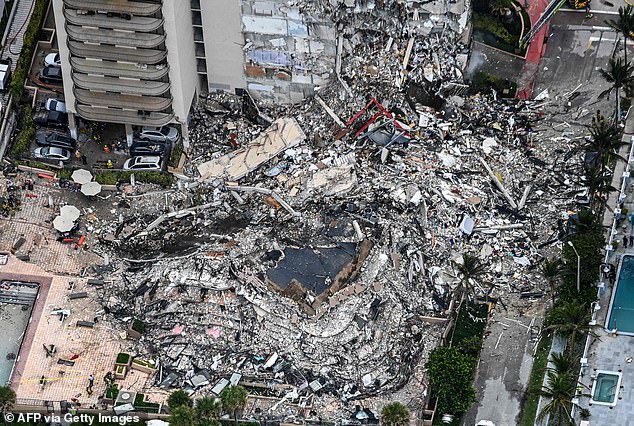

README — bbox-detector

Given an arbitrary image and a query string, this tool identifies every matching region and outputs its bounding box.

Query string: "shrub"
[9,104,34,158]
[95,171,174,187]
[115,352,130,364]
[169,142,184,168]
[473,13,515,45]
[131,319,145,334]
[426,346,477,417]
[134,393,161,413]
[9,126,34,157]
[105,384,119,400]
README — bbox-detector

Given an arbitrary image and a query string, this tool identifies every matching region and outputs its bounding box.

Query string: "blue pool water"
[592,373,619,403]
[608,255,634,333]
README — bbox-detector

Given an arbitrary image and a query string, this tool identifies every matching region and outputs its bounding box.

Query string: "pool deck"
[578,117,634,423]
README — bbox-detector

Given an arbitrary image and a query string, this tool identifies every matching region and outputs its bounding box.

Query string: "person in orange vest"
[103,145,110,153]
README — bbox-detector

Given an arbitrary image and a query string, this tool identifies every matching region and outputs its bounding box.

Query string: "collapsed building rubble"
[77,1,614,422]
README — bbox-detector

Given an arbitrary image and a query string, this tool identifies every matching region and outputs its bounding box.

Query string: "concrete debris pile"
[84,3,604,422]
[89,84,593,421]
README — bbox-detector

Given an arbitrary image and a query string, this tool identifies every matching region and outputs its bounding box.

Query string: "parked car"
[130,140,167,157]
[137,126,179,143]
[0,58,12,92]
[33,110,68,129]
[45,98,66,113]
[40,66,63,84]
[33,146,71,162]
[44,53,61,67]
[35,131,75,150]
[123,156,163,171]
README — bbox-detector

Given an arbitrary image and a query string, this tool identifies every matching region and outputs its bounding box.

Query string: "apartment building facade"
[51,0,198,141]
[51,0,337,141]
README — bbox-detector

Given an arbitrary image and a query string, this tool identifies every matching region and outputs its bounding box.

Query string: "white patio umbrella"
[59,205,80,221]
[53,215,75,232]
[81,181,102,196]
[71,169,93,185]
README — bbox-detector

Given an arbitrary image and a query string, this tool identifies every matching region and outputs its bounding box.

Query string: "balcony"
[74,88,172,111]
[195,44,206,58]
[70,57,169,80]
[72,73,171,96]
[193,27,203,42]
[64,9,164,32]
[191,12,202,26]
[76,105,174,126]
[68,41,167,64]
[197,59,207,74]
[63,0,162,16]
[191,0,200,11]
[66,25,166,49]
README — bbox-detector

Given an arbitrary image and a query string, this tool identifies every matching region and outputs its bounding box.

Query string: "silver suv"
[138,126,179,143]
[123,156,162,171]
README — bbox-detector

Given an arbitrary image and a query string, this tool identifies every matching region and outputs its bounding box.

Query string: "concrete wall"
[163,0,199,126]
[51,0,75,115]
[200,0,246,92]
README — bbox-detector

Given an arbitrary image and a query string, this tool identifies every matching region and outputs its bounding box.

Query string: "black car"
[35,131,76,150]
[33,110,68,129]
[129,140,167,157]
[40,66,63,84]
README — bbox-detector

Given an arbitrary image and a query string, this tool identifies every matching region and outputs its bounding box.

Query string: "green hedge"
[428,302,488,425]
[169,143,184,168]
[95,171,174,187]
[9,0,49,99]
[9,105,34,157]
[134,393,161,413]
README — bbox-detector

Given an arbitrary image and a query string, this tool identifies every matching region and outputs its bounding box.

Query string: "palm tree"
[453,252,487,303]
[169,405,196,426]
[572,207,602,233]
[607,6,634,65]
[0,386,15,414]
[220,385,248,426]
[380,402,410,426]
[549,352,576,377]
[537,370,579,425]
[585,110,627,167]
[545,300,594,352]
[196,395,222,423]
[540,257,562,304]
[167,389,193,410]
[599,57,634,124]
[581,165,618,210]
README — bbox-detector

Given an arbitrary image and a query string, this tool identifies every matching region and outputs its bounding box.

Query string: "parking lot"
[21,41,176,175]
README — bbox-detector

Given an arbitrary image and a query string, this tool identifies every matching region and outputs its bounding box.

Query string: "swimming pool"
[591,371,622,406]
[606,255,634,335]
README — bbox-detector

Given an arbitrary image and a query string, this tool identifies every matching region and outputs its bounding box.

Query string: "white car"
[45,98,66,113]
[33,146,71,162]
[138,126,179,143]
[44,53,61,67]
[123,156,162,171]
